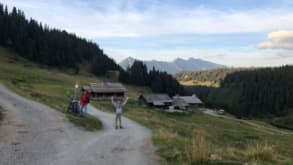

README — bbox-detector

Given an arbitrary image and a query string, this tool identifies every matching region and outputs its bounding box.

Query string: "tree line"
[0,3,183,96]
[119,61,184,96]
[205,66,293,118]
[0,4,120,75]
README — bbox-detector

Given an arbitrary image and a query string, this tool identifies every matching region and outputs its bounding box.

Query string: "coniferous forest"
[204,66,293,118]
[0,3,183,96]
[119,61,184,96]
[0,4,120,75]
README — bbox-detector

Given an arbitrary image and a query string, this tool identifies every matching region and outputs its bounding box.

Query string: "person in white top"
[111,96,128,129]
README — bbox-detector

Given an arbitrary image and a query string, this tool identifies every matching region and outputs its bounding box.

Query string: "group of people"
[79,89,128,129]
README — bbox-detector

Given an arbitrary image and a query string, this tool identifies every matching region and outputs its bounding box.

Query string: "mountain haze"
[119,57,225,74]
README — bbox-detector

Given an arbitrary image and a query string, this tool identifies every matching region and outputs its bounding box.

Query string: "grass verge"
[0,47,102,131]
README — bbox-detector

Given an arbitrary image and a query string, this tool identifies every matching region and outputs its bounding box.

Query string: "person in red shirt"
[80,89,91,116]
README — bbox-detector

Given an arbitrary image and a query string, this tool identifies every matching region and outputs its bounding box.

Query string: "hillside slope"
[1,47,293,164]
[180,66,293,119]
[0,3,121,75]
[0,47,103,130]
[0,47,149,130]
[206,66,293,118]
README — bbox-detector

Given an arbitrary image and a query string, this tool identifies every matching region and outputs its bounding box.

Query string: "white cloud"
[2,0,293,38]
[2,0,293,67]
[269,31,293,40]
[258,31,293,49]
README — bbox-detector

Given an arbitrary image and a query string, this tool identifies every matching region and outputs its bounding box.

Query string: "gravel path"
[0,84,158,165]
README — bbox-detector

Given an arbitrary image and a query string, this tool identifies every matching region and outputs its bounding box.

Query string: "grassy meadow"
[94,100,293,165]
[1,47,293,164]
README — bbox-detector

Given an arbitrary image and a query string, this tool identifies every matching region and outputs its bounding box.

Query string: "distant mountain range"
[119,57,225,74]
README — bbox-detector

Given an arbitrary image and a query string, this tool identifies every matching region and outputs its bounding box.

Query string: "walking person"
[111,96,128,129]
[79,89,91,116]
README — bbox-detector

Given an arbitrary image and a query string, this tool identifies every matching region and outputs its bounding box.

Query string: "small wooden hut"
[82,82,126,98]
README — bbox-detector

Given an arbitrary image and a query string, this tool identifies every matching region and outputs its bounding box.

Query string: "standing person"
[80,90,91,116]
[111,96,128,129]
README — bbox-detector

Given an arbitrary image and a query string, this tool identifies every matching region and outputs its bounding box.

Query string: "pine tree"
[0,3,121,75]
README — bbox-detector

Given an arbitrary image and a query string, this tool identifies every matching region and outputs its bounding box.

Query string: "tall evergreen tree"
[0,3,121,75]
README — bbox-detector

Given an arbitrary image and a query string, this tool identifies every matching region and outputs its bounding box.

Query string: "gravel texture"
[0,84,158,165]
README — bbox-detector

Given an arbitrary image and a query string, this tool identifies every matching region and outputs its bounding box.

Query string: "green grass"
[0,47,102,131]
[0,47,150,131]
[271,111,293,130]
[1,47,293,164]
[94,100,293,165]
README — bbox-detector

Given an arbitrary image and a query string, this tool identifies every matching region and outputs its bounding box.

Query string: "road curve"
[0,84,158,165]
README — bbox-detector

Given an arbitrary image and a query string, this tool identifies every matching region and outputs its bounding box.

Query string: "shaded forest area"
[0,4,120,75]
[186,66,293,118]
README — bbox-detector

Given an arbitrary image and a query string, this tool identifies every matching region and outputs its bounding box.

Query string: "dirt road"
[0,84,158,165]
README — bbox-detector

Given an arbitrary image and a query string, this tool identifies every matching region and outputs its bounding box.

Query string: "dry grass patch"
[221,141,278,164]
[246,142,277,164]
[180,80,219,87]
[186,131,210,165]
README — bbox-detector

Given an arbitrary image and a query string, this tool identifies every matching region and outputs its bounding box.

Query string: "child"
[80,90,91,116]
[111,96,128,129]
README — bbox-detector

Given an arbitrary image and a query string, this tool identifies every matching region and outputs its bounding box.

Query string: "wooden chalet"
[172,97,189,110]
[82,82,126,98]
[173,94,203,110]
[138,94,173,108]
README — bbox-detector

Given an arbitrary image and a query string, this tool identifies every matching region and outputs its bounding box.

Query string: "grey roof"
[153,101,165,106]
[173,95,203,104]
[140,94,172,104]
[83,82,126,93]
[173,97,189,107]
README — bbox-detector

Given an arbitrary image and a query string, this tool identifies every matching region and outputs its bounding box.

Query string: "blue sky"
[2,0,293,67]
